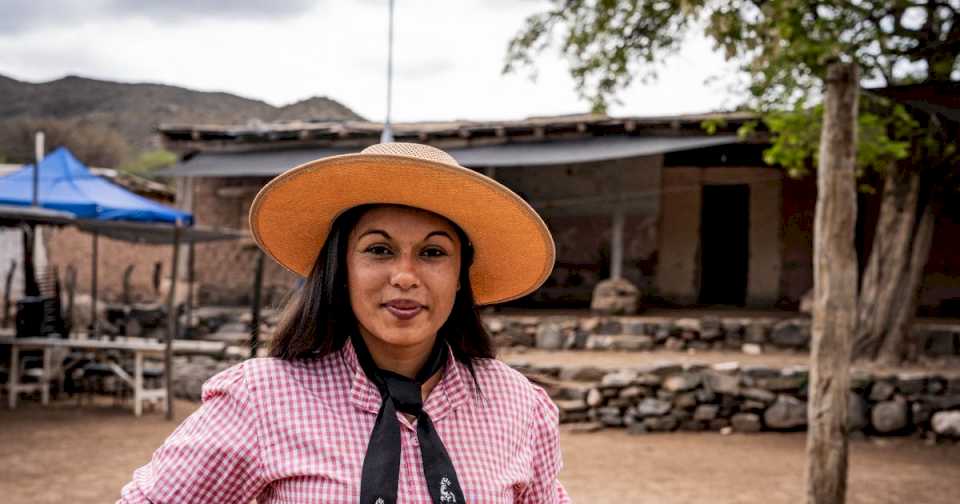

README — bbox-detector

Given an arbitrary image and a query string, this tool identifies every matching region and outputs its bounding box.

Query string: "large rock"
[871,399,909,434]
[642,414,678,432]
[931,411,960,437]
[559,365,607,382]
[636,398,672,418]
[731,413,762,433]
[869,380,896,402]
[770,319,811,348]
[662,373,701,392]
[763,395,808,430]
[740,387,776,404]
[694,404,720,422]
[601,369,639,387]
[590,278,640,315]
[535,322,565,350]
[745,321,770,344]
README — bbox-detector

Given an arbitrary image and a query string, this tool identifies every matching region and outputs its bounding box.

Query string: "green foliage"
[505,0,959,182]
[119,149,178,175]
[760,101,916,182]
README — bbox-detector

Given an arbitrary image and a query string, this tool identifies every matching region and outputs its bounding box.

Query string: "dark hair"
[269,205,495,370]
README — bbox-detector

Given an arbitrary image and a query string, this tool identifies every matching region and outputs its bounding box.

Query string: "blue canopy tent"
[0,147,192,224]
[0,147,196,419]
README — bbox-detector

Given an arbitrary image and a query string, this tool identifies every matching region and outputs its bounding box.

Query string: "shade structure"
[0,204,75,227]
[0,147,192,225]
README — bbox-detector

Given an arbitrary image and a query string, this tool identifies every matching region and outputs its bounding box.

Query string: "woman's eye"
[365,245,392,256]
[421,247,448,257]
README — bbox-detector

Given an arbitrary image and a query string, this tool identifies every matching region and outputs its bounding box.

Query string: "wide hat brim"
[249,152,556,305]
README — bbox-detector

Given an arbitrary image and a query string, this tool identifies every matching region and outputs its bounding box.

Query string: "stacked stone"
[483,315,960,358]
[513,362,960,440]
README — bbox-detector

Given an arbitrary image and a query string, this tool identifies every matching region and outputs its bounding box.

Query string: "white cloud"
[0,0,739,122]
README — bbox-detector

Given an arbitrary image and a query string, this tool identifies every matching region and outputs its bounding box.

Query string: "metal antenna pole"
[380,0,395,143]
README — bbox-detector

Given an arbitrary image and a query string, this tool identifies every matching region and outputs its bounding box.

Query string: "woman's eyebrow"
[425,230,454,242]
[358,229,391,240]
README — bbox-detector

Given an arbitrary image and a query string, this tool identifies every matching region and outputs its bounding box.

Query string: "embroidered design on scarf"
[439,477,457,503]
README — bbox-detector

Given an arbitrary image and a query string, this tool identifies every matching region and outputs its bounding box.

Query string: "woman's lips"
[383,300,425,320]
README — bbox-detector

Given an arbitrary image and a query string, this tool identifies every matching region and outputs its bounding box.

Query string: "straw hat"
[249,142,555,305]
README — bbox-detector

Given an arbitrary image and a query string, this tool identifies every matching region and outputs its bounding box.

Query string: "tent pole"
[165,221,181,421]
[250,250,264,359]
[91,231,99,339]
[185,242,195,335]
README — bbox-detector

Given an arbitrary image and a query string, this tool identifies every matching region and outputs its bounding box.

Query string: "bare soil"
[1,396,958,504]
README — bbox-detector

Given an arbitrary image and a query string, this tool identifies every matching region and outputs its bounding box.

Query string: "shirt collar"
[343,337,468,424]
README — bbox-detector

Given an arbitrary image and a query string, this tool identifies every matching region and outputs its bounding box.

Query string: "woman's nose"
[389,254,420,290]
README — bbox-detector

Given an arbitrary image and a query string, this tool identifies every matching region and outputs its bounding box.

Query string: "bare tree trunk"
[805,62,858,504]
[879,200,936,364]
[854,170,919,359]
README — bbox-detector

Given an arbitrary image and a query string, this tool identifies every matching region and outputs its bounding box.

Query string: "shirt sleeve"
[517,384,571,504]
[117,361,266,503]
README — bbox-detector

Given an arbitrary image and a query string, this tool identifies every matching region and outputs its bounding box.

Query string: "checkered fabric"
[117,339,570,503]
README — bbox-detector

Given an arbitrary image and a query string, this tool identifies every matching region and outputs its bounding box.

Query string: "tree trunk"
[878,200,936,364]
[805,62,858,504]
[853,170,919,359]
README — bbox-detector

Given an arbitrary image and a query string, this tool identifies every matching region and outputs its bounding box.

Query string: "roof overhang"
[157,134,739,177]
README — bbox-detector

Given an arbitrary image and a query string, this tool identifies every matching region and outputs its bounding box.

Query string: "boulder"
[559,365,607,382]
[601,369,639,387]
[869,381,897,402]
[704,371,740,396]
[763,395,808,430]
[731,413,762,433]
[535,322,565,350]
[590,278,640,315]
[871,399,909,434]
[694,404,720,422]
[635,398,672,418]
[662,373,701,392]
[931,411,960,437]
[770,319,811,348]
[740,387,776,404]
[745,321,770,344]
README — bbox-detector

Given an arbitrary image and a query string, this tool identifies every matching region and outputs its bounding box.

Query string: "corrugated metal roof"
[158,134,739,177]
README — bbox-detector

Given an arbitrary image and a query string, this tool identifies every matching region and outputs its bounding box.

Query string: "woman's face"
[347,206,461,353]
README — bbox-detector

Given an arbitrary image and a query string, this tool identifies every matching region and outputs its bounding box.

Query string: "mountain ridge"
[0,73,364,162]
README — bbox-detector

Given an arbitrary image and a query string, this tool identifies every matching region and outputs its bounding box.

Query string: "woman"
[118,143,569,503]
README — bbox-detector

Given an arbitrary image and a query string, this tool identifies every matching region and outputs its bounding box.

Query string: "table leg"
[7,346,17,409]
[134,352,143,417]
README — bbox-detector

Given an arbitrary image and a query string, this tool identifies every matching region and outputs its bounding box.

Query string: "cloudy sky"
[0,0,740,122]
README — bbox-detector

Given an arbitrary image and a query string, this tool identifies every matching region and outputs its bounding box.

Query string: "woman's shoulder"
[203,354,343,400]
[468,357,558,416]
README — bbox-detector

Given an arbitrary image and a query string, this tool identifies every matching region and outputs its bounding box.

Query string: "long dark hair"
[269,205,495,370]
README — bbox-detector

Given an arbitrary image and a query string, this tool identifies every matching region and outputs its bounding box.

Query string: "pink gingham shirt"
[118,339,569,503]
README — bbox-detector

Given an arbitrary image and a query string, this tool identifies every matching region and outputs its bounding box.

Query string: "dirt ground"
[1,397,958,504]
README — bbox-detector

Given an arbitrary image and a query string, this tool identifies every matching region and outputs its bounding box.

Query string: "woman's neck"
[357,329,438,379]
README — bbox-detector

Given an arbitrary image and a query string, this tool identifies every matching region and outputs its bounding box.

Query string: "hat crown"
[361,142,459,167]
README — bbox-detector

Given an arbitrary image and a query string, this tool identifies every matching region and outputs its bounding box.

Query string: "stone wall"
[515,360,960,440]
[484,314,960,358]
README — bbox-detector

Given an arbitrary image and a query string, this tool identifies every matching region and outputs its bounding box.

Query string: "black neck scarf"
[350,333,466,504]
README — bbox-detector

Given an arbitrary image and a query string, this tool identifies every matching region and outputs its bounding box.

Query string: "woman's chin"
[368,324,435,349]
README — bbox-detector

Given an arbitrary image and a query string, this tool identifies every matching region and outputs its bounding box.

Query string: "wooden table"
[1,336,226,416]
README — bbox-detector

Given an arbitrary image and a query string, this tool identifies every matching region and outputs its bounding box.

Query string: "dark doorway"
[699,184,750,305]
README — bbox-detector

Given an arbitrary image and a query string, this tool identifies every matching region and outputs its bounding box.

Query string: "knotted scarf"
[351,333,466,504]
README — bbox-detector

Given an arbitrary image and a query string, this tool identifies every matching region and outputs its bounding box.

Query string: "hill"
[0,73,364,164]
